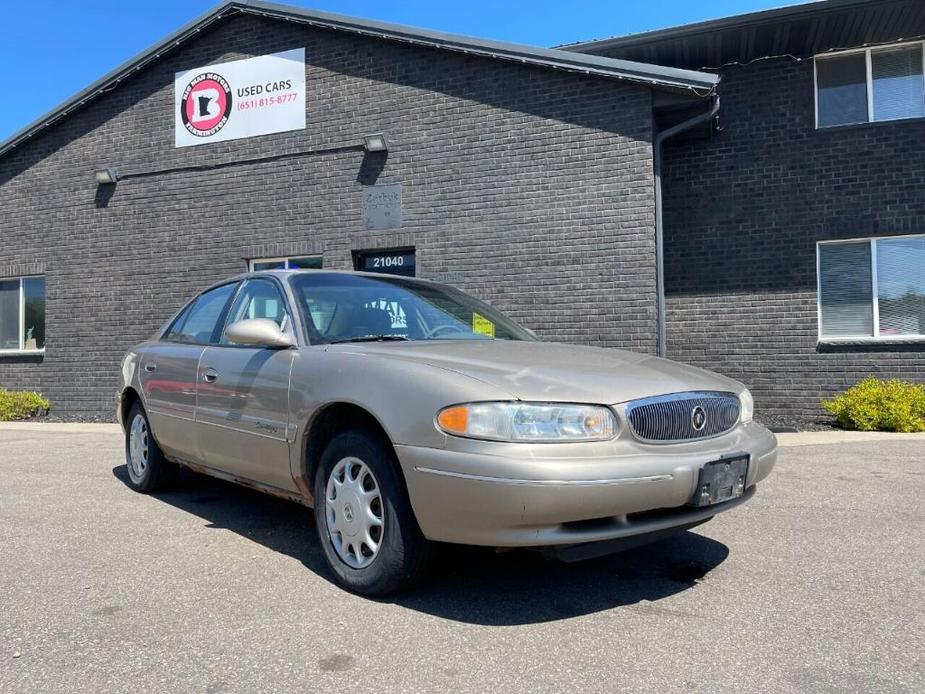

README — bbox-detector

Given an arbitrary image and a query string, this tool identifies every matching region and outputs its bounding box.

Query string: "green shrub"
[822,378,925,433]
[0,389,51,421]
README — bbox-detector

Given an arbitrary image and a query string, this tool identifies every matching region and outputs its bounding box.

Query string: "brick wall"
[0,13,659,416]
[661,57,925,420]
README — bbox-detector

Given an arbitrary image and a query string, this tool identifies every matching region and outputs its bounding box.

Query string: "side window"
[221,279,290,344]
[0,275,46,352]
[817,235,925,340]
[166,283,238,344]
[165,302,195,338]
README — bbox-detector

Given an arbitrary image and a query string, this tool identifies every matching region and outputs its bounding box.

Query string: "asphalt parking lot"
[1,425,923,693]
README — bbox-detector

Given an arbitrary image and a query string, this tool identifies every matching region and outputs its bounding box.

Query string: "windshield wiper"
[329,335,410,344]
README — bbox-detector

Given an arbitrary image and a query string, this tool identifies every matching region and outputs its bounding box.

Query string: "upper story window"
[816,42,925,127]
[817,235,925,341]
[249,256,322,271]
[0,275,45,354]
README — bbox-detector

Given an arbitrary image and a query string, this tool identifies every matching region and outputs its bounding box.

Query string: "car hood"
[329,340,743,404]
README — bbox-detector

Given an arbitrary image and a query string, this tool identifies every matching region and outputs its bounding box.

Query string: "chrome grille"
[625,391,740,443]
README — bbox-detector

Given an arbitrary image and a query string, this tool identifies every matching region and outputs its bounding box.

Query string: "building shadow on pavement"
[113,464,729,626]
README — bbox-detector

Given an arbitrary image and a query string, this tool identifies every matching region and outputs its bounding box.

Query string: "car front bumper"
[395,421,777,547]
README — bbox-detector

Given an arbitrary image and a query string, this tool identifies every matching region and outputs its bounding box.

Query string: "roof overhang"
[561,0,925,70]
[0,0,718,162]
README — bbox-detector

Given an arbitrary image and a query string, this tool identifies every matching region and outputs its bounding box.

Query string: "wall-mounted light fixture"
[362,133,389,153]
[94,168,119,184]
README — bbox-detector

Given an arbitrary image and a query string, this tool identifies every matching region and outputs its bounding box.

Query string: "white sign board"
[174,48,305,147]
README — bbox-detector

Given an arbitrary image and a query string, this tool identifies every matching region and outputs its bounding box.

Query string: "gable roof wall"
[0,0,718,161]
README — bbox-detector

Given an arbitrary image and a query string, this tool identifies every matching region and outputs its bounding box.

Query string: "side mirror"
[225,319,295,348]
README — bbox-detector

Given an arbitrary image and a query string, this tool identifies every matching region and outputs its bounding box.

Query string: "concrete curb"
[0,422,122,433]
[775,431,925,447]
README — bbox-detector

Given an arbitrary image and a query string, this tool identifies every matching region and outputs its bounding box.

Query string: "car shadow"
[112,465,729,626]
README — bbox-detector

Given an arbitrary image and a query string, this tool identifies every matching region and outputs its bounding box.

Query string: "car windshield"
[288,273,537,345]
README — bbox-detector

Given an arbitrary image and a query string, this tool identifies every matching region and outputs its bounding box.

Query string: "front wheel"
[124,402,176,493]
[313,429,431,595]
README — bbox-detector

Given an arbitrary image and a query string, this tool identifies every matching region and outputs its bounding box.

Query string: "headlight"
[436,402,617,442]
[739,389,754,423]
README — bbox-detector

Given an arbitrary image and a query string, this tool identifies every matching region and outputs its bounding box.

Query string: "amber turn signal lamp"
[437,405,469,435]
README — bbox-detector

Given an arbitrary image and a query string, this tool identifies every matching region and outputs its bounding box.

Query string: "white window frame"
[0,274,46,355]
[247,255,323,271]
[814,40,925,129]
[817,234,925,343]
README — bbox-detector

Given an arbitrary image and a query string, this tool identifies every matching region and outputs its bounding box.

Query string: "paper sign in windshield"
[472,313,495,337]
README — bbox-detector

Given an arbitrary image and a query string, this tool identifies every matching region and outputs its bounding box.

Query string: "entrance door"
[195,277,297,492]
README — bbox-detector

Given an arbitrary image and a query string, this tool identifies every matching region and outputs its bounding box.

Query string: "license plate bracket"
[689,454,749,507]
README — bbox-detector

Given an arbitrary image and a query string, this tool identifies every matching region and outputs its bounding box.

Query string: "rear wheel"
[124,402,176,493]
[313,429,431,595]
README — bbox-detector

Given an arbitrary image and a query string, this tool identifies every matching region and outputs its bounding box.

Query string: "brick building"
[0,1,715,416]
[566,0,925,420]
[1,0,924,422]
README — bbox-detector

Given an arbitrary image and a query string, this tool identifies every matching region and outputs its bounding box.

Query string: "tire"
[124,402,176,493]
[313,429,431,595]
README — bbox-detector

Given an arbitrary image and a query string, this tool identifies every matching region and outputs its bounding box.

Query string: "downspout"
[653,94,720,357]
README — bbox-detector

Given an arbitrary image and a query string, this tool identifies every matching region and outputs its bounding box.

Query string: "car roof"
[253,268,431,278]
[221,268,446,287]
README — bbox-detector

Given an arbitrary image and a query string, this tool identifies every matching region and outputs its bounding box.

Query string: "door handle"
[144,363,157,372]
[202,368,218,383]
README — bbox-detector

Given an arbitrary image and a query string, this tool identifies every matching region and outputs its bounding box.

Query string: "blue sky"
[0,0,801,141]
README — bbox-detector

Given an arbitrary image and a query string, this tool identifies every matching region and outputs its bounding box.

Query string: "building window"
[0,275,46,353]
[816,42,925,128]
[249,256,323,271]
[818,236,925,341]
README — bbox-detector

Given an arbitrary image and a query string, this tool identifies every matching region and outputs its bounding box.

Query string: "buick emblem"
[691,405,707,431]
[343,503,355,523]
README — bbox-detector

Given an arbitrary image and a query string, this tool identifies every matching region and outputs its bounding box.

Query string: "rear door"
[140,282,238,462]
[195,277,297,492]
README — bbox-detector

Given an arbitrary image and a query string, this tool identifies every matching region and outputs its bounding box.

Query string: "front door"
[195,277,297,492]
